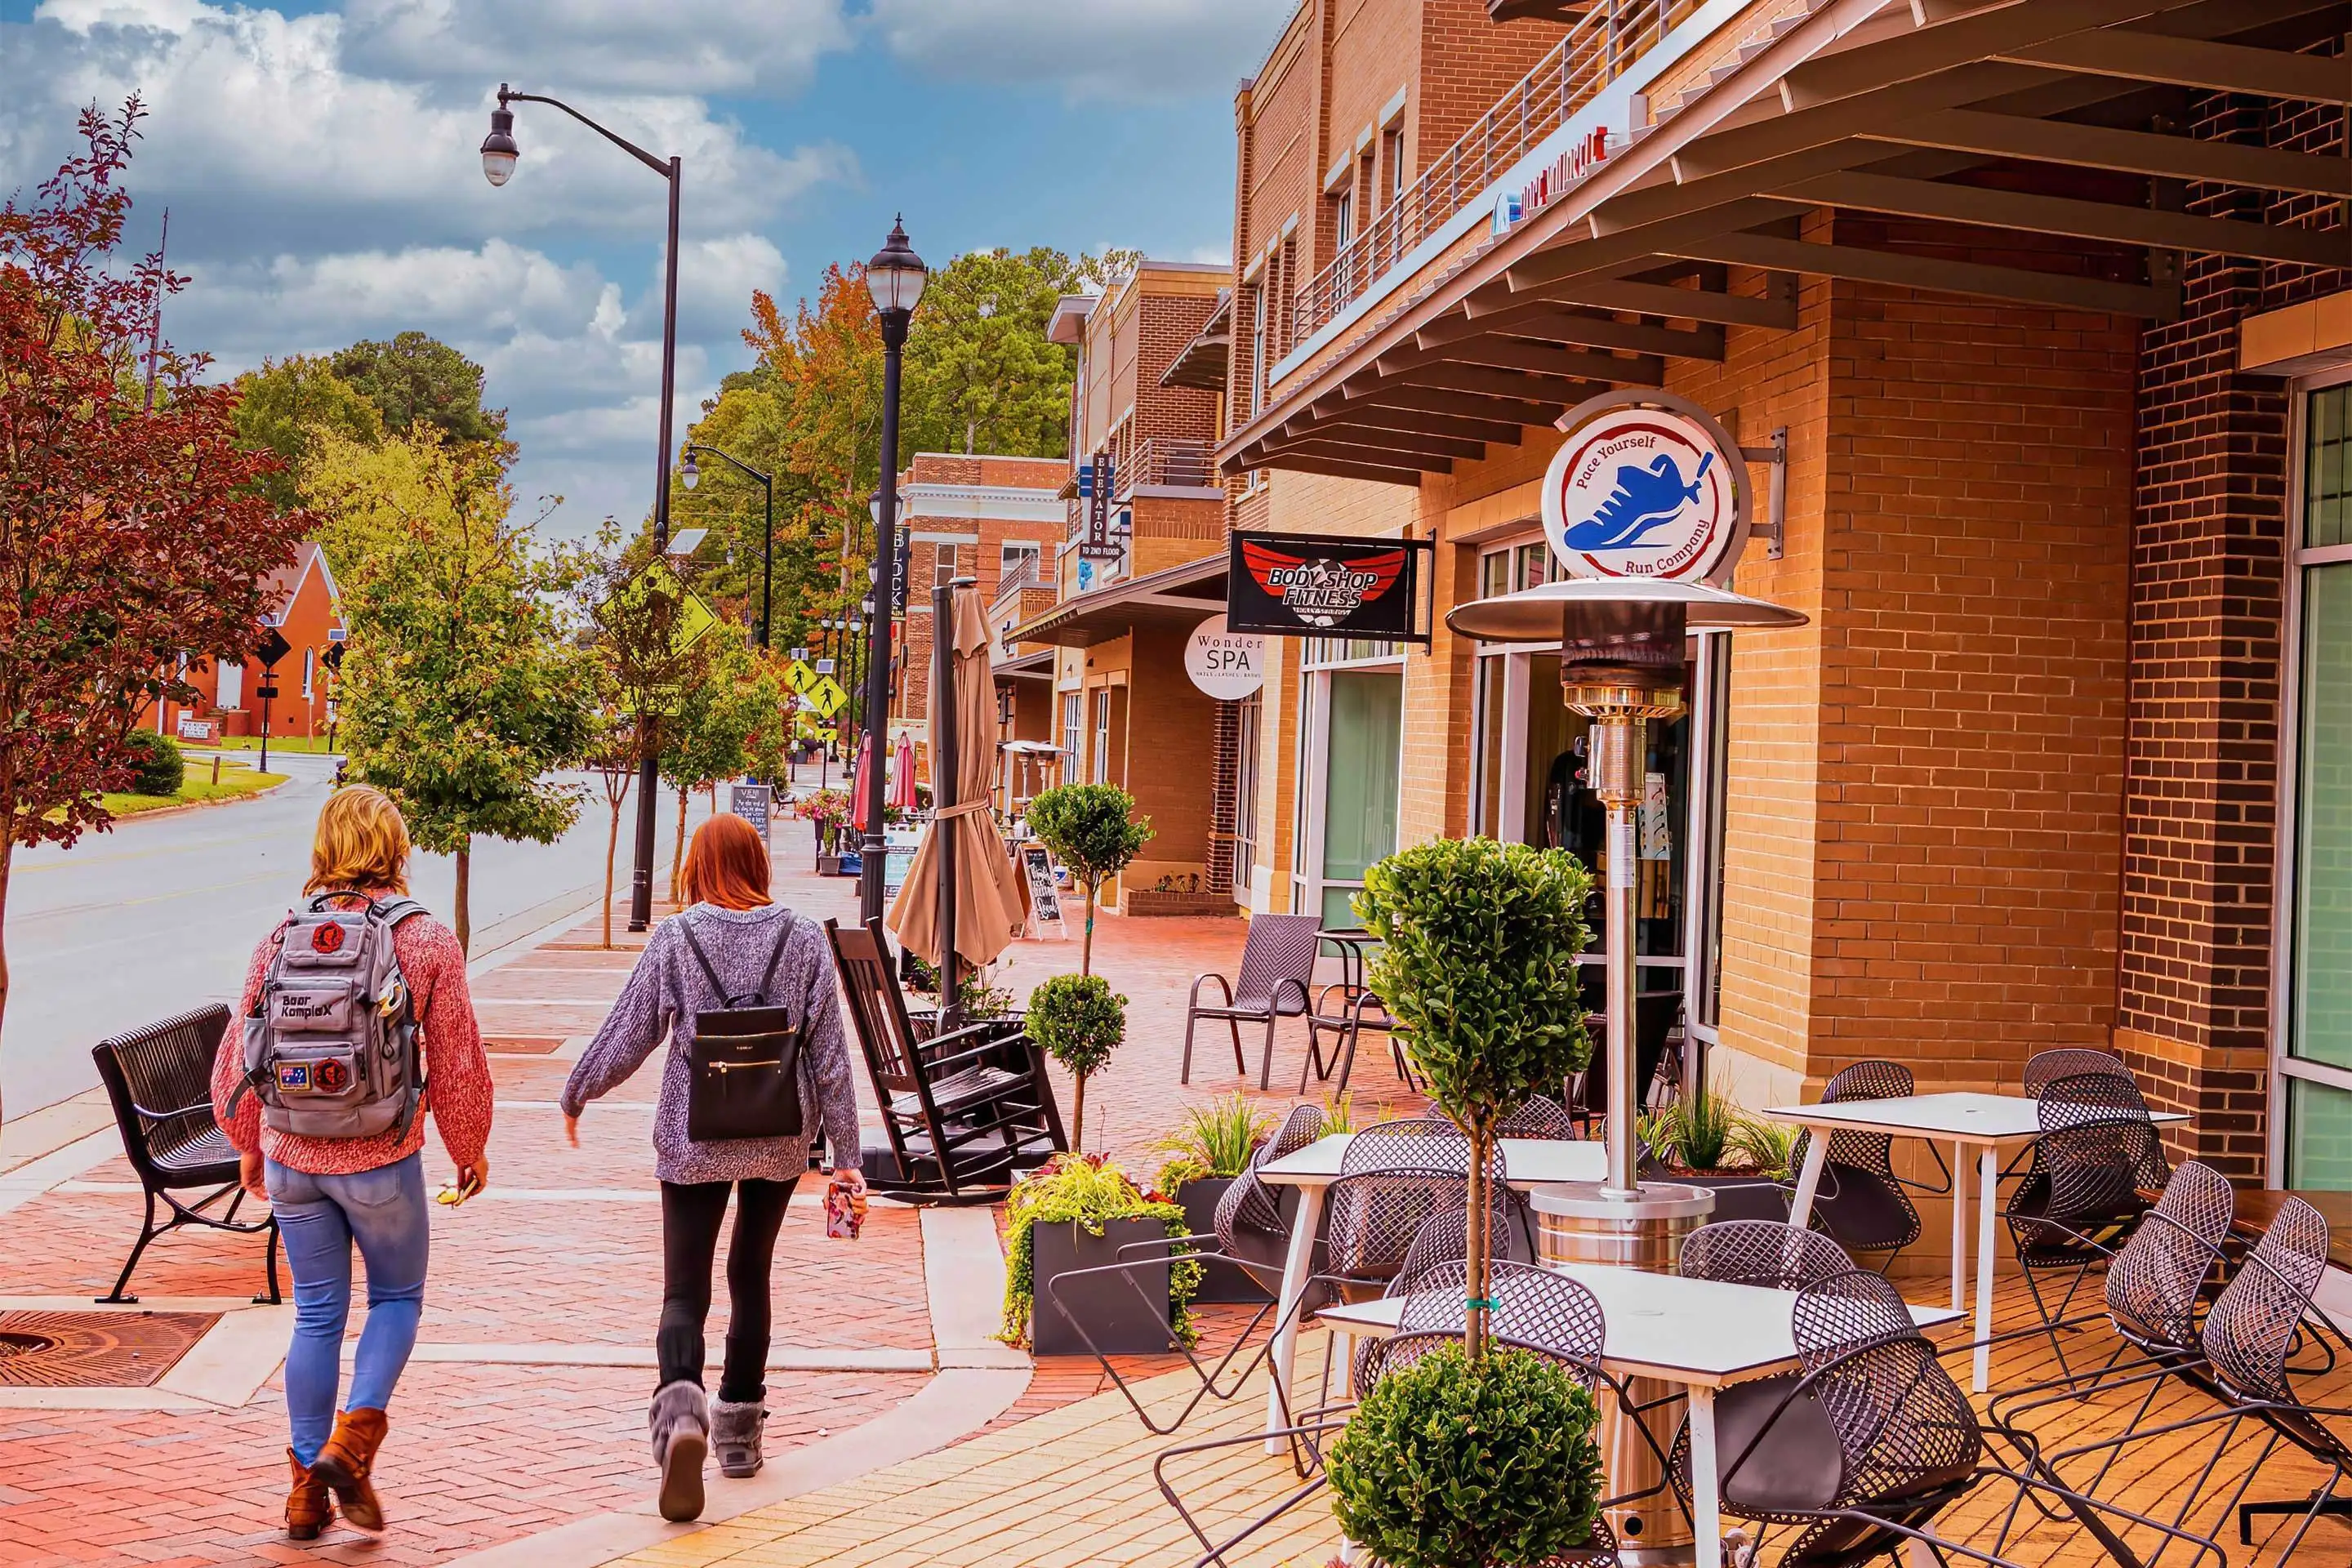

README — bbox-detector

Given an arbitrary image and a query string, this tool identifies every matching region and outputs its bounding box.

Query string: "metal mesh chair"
[1181,912,1319,1090]
[91,1004,280,1305]
[2023,1048,2131,1098]
[1499,1092,1579,1140]
[1043,1103,1329,1436]
[1787,1059,1934,1267]
[1678,1220,1854,1294]
[2105,1159,2233,1362]
[2003,1071,2172,1379]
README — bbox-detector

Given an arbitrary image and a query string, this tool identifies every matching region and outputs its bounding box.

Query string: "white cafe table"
[1320,1267,1961,1568]
[1254,1134,1606,1443]
[1765,1092,2189,1394]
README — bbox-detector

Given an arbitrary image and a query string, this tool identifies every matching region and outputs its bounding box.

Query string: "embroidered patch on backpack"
[277,1062,311,1089]
[311,922,346,955]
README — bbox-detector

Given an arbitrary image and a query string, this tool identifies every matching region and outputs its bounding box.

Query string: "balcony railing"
[1290,0,1704,348]
[1117,438,1216,494]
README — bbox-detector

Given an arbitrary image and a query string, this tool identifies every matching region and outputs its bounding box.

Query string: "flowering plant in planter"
[799,788,850,831]
[996,1153,1201,1350]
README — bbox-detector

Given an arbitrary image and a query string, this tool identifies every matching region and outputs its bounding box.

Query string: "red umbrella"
[850,732,875,833]
[892,732,920,813]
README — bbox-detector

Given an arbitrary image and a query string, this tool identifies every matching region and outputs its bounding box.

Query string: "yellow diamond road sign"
[620,557,718,662]
[785,659,817,694]
[807,675,849,719]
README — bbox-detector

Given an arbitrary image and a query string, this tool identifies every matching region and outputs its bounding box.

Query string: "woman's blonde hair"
[306,786,412,895]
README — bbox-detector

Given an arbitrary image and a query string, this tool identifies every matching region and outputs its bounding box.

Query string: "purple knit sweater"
[561,904,862,1185]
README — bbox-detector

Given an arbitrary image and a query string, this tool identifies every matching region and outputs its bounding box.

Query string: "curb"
[100,774,294,826]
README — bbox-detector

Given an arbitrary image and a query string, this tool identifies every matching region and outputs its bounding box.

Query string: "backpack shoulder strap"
[371,896,429,929]
[674,914,734,1002]
[753,915,796,1009]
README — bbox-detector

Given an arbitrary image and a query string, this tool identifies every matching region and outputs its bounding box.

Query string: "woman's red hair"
[680,813,773,911]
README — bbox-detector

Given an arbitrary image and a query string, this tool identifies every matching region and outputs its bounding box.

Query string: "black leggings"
[657,1178,797,1403]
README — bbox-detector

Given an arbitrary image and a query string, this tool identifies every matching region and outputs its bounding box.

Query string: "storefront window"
[2289,1076,2352,1189]
[1319,670,1403,926]
[1233,693,1263,897]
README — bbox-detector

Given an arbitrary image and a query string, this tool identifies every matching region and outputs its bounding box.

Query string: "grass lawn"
[200,732,335,755]
[102,761,289,817]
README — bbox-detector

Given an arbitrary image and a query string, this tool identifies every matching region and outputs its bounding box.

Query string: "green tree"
[231,355,384,512]
[659,626,783,902]
[310,429,593,951]
[1027,783,1153,977]
[331,331,506,446]
[1025,973,1125,1152]
[1356,837,1592,1358]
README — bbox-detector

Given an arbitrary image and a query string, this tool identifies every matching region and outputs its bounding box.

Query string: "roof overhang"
[1219,0,2352,485]
[992,647,1058,679]
[1046,294,1098,345]
[1161,287,1235,391]
[1009,554,1228,648]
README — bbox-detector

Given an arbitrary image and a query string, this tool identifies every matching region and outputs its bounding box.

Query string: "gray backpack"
[237,892,429,1138]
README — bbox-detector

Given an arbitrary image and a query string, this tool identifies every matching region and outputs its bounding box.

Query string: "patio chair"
[2023,1047,2132,1098]
[1180,912,1319,1091]
[1677,1219,1854,1294]
[824,916,1065,1203]
[1499,1091,1579,1139]
[1677,1268,2226,1568]
[1037,1103,1328,1436]
[1785,1058,1944,1269]
[2002,1071,2172,1380]
[91,1004,282,1305]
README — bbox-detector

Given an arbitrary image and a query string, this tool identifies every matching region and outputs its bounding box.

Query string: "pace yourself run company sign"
[1226,530,1432,643]
[1540,389,1752,584]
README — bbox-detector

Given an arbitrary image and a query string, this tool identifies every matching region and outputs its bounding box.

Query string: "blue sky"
[0,0,1267,531]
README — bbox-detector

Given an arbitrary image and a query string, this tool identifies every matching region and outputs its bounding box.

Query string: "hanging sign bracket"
[1740,428,1789,562]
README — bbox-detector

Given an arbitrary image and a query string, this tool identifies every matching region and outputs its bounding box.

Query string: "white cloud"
[868,0,1273,101]
[341,0,852,98]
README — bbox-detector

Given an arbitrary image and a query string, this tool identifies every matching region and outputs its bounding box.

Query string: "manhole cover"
[0,1312,218,1388]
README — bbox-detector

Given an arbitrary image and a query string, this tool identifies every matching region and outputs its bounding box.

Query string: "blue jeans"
[266,1154,430,1464]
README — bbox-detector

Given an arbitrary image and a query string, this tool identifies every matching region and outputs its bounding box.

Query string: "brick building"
[1202,0,2352,1192]
[152,540,345,743]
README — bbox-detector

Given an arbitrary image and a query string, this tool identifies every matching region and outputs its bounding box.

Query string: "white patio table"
[1317,1265,1963,1568]
[1254,1134,1606,1442]
[1764,1092,2187,1393]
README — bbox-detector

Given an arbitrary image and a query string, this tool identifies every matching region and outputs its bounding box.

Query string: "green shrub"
[1152,1093,1275,1192]
[1027,972,1125,1150]
[1726,1110,1799,1178]
[1646,1090,1740,1171]
[1027,783,1152,975]
[996,1154,1200,1349]
[122,729,185,797]
[1329,1343,1605,1568]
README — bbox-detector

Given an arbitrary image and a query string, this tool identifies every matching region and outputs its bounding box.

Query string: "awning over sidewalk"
[1009,555,1227,648]
[1218,0,2352,484]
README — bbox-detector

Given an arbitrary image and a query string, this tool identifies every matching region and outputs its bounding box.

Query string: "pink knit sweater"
[212,906,493,1176]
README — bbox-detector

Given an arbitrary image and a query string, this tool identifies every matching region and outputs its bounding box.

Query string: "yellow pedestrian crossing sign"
[785,659,817,694]
[610,558,718,663]
[807,675,850,718]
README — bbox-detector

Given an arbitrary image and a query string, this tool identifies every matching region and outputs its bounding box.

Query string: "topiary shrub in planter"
[996,1153,1201,1355]
[123,728,185,797]
[1027,972,1125,1151]
[1328,1342,1606,1568]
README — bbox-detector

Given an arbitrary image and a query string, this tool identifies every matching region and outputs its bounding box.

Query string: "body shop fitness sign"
[1227,531,1431,643]
[1541,389,1749,584]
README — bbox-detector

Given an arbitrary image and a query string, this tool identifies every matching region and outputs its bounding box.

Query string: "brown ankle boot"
[285,1450,334,1540]
[311,1408,390,1532]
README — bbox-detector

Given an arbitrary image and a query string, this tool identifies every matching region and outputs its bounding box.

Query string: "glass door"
[1317,670,1403,927]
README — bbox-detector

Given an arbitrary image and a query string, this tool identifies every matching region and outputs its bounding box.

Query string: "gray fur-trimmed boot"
[711,1399,765,1478]
[648,1380,710,1522]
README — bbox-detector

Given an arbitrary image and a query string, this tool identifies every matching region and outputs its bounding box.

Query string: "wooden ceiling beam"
[1254,450,1432,488]
[1276,421,1490,461]
[2001,29,2352,103]
[1864,107,2352,198]
[1277,437,1458,472]
[1663,229,2179,318]
[1378,362,1636,405]
[1343,380,1563,426]
[1294,401,1528,446]
[1547,279,1802,332]
[1784,168,2352,269]
[1379,341,1664,386]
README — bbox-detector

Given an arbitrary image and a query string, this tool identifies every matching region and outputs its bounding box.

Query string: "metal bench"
[90,1003,281,1304]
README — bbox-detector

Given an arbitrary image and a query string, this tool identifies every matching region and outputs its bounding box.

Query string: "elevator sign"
[1542,390,1749,585]
[1184,615,1265,701]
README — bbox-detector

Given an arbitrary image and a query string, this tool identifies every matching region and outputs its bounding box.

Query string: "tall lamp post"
[680,444,775,649]
[483,82,682,933]
[859,219,927,927]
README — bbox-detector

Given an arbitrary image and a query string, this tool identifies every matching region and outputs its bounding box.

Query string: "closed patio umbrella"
[892,732,920,814]
[849,731,875,834]
[891,584,1028,976]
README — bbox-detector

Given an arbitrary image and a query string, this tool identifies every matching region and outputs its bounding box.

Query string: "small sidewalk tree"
[1026,783,1152,977]
[1025,973,1125,1152]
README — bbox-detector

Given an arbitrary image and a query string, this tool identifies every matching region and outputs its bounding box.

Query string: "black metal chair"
[1499,1091,1579,1139]
[1786,1059,1941,1269]
[1181,912,1318,1091]
[2023,1047,2131,1098]
[1678,1219,1854,1294]
[2002,1070,2172,1379]
[824,916,1064,1202]
[1039,1103,1328,1436]
[91,1004,280,1305]
[1682,1268,2226,1568]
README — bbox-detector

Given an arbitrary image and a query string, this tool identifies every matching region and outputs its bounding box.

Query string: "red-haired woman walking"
[561,813,864,1521]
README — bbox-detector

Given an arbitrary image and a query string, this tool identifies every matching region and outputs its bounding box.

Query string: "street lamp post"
[484,82,682,933]
[680,444,775,649]
[859,220,927,927]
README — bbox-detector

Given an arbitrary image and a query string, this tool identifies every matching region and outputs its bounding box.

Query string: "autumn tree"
[310,430,592,951]
[0,101,302,1116]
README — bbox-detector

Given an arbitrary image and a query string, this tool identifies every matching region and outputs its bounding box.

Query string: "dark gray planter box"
[1174,1178,1272,1303]
[1673,1172,1791,1224]
[1031,1216,1172,1356]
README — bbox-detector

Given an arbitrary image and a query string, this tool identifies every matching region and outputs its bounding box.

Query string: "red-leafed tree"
[0,100,302,1115]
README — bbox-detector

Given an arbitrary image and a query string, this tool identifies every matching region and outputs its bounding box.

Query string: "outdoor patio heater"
[1446,576,1805,1561]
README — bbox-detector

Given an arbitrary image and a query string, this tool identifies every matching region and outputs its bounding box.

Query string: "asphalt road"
[1,754,718,1120]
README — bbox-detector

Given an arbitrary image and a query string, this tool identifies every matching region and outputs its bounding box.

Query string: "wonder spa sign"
[1541,389,1750,585]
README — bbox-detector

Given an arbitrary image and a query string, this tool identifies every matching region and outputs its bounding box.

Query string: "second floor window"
[933,542,958,590]
[1383,124,1405,210]
[1250,283,1268,413]
[1332,186,1353,251]
[1001,541,1041,585]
